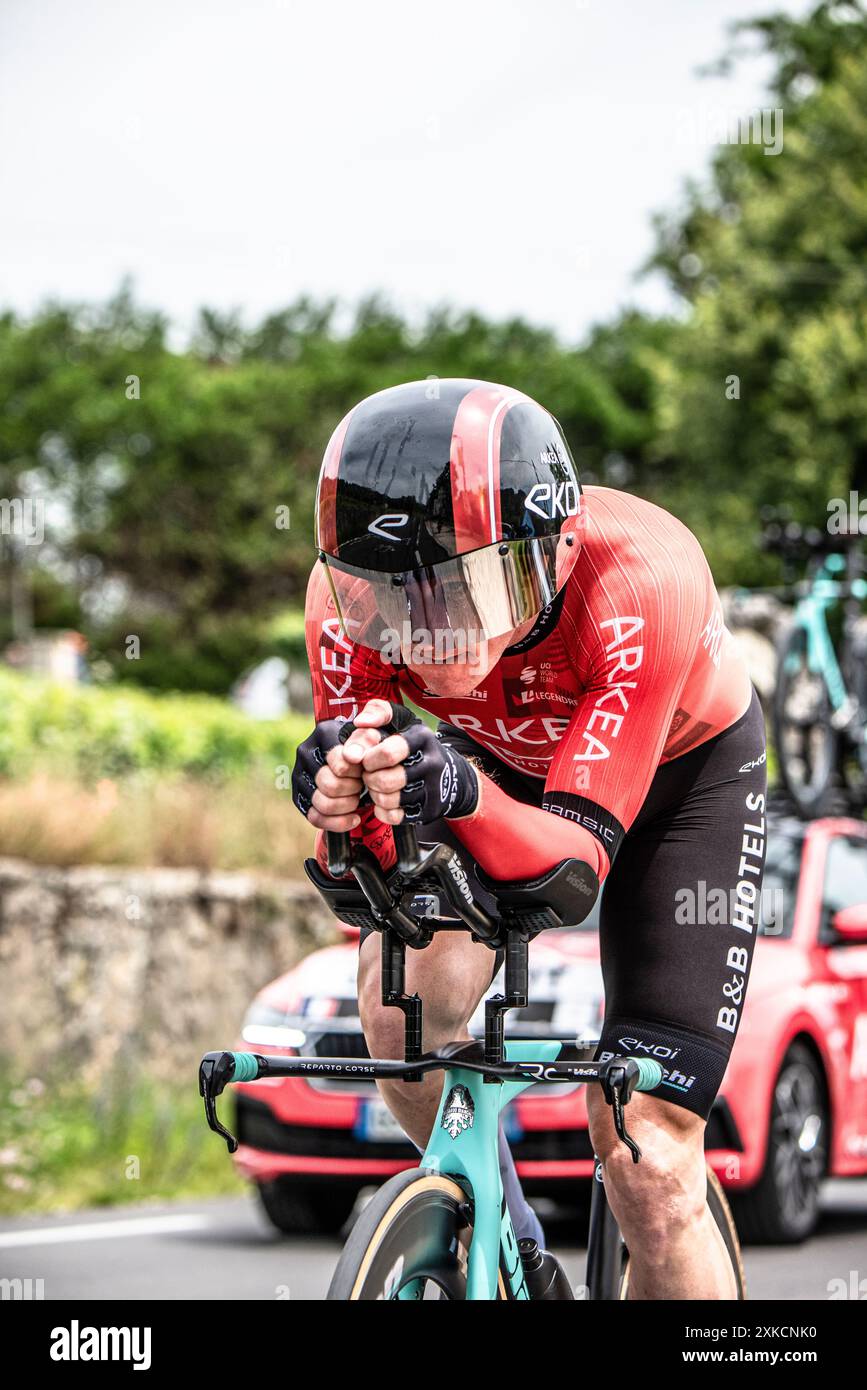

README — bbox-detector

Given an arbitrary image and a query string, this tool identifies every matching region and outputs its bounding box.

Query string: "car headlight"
[240,1004,307,1049]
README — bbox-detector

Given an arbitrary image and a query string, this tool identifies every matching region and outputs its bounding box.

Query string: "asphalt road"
[2,1181,866,1301]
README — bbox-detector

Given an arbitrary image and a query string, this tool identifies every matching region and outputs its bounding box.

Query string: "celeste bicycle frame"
[413,1038,660,1301]
[420,1039,561,1301]
[785,552,867,717]
[411,1037,633,1301]
[200,873,661,1297]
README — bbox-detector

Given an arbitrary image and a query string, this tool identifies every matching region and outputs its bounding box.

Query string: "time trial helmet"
[315,378,584,662]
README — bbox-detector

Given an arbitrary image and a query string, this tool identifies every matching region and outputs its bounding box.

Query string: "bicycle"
[763,516,867,817]
[199,717,745,1300]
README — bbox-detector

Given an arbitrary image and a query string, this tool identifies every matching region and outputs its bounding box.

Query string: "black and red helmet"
[316,379,584,655]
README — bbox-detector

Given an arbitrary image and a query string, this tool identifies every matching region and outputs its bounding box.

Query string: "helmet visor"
[321,535,565,660]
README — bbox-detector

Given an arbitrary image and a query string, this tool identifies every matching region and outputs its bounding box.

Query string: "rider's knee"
[589,1101,708,1249]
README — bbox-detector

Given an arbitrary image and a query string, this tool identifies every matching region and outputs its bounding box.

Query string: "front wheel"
[327,1168,509,1300]
[773,623,838,817]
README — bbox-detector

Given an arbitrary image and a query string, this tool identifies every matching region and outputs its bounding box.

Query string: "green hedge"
[0,668,310,780]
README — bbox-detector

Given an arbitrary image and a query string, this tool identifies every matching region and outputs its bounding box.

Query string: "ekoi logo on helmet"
[525,482,581,520]
[368,512,409,540]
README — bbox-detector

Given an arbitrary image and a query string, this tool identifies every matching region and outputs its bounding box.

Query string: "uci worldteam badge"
[441,1085,475,1140]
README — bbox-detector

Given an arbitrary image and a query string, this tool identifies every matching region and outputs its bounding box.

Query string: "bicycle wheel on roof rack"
[326,1167,510,1300]
[773,624,838,818]
[837,634,867,809]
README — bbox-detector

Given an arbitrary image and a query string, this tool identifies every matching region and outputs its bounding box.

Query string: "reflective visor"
[321,535,566,658]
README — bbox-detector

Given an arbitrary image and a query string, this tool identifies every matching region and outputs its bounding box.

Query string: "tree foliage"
[647,0,867,581]
[2,2,865,687]
[0,290,664,690]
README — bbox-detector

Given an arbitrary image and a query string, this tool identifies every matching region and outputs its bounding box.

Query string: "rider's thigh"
[595,690,767,1124]
[358,927,497,1053]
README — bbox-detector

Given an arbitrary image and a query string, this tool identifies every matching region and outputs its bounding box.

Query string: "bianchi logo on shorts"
[441,1085,474,1139]
[603,1037,697,1092]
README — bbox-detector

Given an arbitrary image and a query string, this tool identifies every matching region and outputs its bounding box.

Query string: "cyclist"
[293,379,766,1299]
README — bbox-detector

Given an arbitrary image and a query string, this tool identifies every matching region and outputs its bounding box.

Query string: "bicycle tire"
[772,623,838,817]
[617,1165,746,1300]
[327,1167,509,1300]
[838,633,867,806]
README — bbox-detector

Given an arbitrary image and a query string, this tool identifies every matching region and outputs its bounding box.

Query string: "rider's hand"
[291,717,381,832]
[350,699,479,826]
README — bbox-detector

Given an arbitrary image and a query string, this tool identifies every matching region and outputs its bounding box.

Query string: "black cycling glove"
[291,719,356,819]
[291,708,479,827]
[393,718,479,824]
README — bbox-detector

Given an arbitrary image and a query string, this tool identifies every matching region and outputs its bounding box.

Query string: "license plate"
[356,1100,408,1144]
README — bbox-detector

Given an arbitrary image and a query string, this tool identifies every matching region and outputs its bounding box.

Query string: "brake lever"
[199,1050,242,1153]
[601,1063,642,1164]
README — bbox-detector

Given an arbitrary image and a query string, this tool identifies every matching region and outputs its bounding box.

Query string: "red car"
[232,810,867,1243]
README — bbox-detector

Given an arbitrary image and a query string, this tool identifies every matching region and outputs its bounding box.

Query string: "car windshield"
[757,831,801,939]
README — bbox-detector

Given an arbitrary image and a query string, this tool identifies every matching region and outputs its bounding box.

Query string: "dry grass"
[0,772,317,875]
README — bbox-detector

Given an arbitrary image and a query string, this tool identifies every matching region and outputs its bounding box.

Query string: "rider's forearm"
[449,771,611,884]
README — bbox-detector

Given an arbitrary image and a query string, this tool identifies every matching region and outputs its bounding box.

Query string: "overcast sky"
[1,0,810,346]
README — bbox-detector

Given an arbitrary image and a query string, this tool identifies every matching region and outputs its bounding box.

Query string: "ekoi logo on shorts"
[739,750,767,773]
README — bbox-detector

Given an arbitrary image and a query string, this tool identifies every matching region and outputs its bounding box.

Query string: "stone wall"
[0,858,337,1086]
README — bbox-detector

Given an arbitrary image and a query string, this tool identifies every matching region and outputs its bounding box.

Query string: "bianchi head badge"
[441,1084,475,1140]
[368,512,409,540]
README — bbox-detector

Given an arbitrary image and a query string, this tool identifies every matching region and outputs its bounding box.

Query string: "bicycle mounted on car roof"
[755,509,867,818]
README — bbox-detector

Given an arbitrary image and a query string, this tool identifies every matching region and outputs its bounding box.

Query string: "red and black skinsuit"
[305,487,767,1118]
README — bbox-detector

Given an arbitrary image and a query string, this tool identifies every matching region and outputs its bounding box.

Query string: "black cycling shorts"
[359,688,767,1121]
